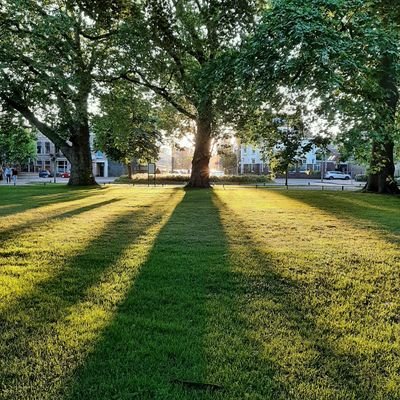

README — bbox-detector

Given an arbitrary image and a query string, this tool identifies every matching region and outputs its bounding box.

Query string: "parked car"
[210,170,225,177]
[324,171,351,180]
[59,171,70,178]
[38,170,53,178]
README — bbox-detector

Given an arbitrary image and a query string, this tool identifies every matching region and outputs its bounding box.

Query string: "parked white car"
[211,170,225,177]
[324,171,351,180]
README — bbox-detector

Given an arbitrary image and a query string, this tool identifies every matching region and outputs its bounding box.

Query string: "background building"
[34,132,109,177]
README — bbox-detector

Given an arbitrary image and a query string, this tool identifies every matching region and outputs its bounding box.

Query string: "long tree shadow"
[0,198,122,244]
[212,191,400,400]
[61,190,292,400]
[60,190,241,399]
[0,190,182,400]
[277,190,400,243]
[0,185,102,217]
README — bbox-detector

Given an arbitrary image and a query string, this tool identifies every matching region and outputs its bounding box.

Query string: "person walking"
[12,167,18,186]
[4,166,12,184]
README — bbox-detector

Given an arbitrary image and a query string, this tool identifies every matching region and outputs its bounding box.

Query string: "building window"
[36,160,43,167]
[45,142,51,154]
[243,146,247,154]
[252,158,256,164]
[37,142,43,154]
[252,149,256,154]
[45,160,51,169]
[57,160,68,173]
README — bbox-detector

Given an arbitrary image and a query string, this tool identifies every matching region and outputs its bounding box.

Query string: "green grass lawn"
[0,185,399,400]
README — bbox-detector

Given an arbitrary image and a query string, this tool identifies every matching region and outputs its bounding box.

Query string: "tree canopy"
[0,110,36,166]
[0,0,120,184]
[112,0,258,187]
[236,0,400,192]
[93,82,162,177]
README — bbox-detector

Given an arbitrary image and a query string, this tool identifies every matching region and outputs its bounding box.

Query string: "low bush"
[114,174,272,185]
[355,174,368,182]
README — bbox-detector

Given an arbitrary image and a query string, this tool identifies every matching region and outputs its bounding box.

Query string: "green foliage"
[0,112,36,165]
[0,1,114,136]
[222,0,400,192]
[240,0,400,166]
[0,0,122,184]
[117,0,258,122]
[115,173,271,184]
[218,150,238,174]
[93,83,162,165]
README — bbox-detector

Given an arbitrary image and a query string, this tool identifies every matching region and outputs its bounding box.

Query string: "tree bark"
[364,139,399,194]
[364,54,400,194]
[67,125,96,186]
[186,113,212,188]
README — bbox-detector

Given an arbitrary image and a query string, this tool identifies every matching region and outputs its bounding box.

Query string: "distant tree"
[218,144,238,175]
[0,111,36,166]
[261,116,312,186]
[93,83,162,178]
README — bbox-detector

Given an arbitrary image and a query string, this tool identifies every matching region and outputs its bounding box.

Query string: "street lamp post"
[50,154,57,183]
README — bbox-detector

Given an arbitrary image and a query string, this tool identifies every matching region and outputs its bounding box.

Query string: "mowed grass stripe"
[66,190,228,400]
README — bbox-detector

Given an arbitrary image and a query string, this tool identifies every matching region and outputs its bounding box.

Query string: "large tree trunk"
[186,113,212,188]
[365,54,400,194]
[67,125,96,186]
[364,139,399,194]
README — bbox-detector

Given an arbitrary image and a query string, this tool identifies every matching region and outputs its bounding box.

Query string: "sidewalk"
[0,174,117,185]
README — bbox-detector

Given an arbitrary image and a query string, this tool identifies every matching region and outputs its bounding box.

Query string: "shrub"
[355,174,368,182]
[114,174,272,185]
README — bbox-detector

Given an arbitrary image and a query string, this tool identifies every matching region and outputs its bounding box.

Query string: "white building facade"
[238,142,320,175]
[34,132,109,177]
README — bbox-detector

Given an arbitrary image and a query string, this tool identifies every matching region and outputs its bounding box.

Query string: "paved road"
[0,175,365,191]
[273,178,364,187]
[0,175,118,186]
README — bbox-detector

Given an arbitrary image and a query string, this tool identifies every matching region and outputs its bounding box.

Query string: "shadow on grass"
[0,198,122,244]
[0,190,182,400]
[212,191,399,400]
[0,185,103,218]
[277,190,400,242]
[61,190,258,399]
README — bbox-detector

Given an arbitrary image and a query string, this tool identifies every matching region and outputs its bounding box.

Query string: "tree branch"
[0,90,71,156]
[16,55,76,127]
[121,72,197,120]
[79,29,117,41]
